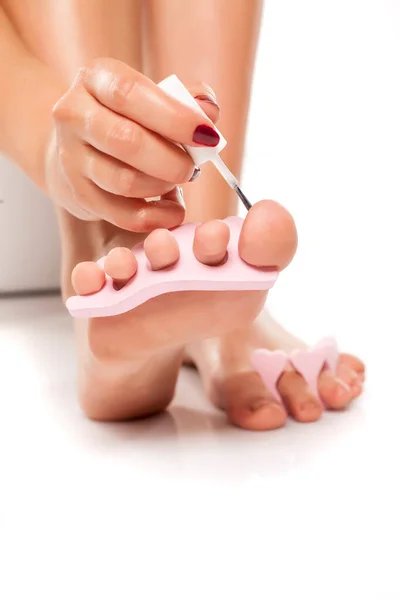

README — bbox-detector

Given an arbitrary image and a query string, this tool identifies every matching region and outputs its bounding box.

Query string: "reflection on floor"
[0,294,398,599]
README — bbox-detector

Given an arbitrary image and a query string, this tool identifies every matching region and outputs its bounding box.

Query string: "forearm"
[0,7,64,189]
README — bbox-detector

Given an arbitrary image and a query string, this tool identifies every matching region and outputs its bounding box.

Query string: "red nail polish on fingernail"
[195,94,220,111]
[177,186,185,206]
[192,124,220,147]
[189,166,201,182]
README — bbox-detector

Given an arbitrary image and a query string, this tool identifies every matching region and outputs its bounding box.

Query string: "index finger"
[80,58,221,148]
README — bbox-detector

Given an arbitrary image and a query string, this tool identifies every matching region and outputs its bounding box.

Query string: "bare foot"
[186,311,365,431]
[70,200,297,421]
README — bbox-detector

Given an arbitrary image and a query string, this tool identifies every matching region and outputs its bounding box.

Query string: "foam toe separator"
[251,338,339,402]
[66,217,278,318]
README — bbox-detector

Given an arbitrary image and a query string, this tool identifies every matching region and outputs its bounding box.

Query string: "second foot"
[185,312,365,431]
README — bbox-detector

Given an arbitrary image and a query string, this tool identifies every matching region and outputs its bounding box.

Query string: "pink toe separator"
[251,338,339,403]
[66,217,278,318]
[289,337,339,401]
[251,349,288,402]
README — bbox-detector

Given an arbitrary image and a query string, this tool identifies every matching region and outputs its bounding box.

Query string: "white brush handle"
[158,75,227,166]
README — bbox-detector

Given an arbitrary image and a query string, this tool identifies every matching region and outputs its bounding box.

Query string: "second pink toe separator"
[289,337,339,401]
[66,216,278,318]
[251,337,339,403]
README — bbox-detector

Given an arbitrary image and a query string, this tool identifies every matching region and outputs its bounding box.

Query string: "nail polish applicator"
[158,75,252,211]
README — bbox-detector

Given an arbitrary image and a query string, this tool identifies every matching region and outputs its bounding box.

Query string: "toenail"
[335,378,351,392]
[189,166,201,182]
[250,399,271,412]
[250,398,284,416]
[334,384,350,403]
[299,400,321,414]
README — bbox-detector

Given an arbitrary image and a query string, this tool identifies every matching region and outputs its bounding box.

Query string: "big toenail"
[250,398,285,414]
[250,399,270,412]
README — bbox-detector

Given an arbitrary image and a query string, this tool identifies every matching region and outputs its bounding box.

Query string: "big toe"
[71,261,105,296]
[221,371,287,431]
[239,200,298,270]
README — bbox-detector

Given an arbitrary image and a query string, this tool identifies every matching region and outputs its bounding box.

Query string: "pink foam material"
[66,216,278,318]
[251,337,339,403]
[289,337,339,401]
[251,350,288,402]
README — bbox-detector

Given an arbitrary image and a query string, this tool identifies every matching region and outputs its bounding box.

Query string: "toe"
[319,362,361,410]
[340,353,365,377]
[71,261,105,296]
[144,229,180,270]
[278,370,324,422]
[104,247,138,289]
[193,220,230,265]
[221,371,287,431]
[239,200,298,271]
[336,362,364,401]
[318,370,352,410]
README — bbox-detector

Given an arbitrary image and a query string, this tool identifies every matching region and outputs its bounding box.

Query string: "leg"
[6,0,184,420]
[144,0,262,220]
[146,0,365,429]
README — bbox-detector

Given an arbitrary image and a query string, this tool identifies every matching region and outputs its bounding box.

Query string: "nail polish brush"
[158,75,253,212]
[211,155,252,211]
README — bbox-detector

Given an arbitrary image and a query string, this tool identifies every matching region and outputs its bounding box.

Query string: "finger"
[78,178,185,232]
[185,82,221,125]
[80,58,221,147]
[85,145,176,198]
[55,89,196,184]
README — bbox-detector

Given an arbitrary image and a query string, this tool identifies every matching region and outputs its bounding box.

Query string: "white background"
[0,156,60,292]
[1,1,399,599]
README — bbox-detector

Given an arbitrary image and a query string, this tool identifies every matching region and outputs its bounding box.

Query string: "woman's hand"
[45,58,220,232]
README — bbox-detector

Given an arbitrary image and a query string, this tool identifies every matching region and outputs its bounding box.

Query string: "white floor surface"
[0,292,398,600]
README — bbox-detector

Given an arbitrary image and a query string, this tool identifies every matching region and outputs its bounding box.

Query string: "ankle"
[182,162,239,222]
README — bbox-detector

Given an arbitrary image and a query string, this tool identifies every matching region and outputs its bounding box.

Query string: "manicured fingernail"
[195,94,220,111]
[192,124,220,147]
[177,186,185,206]
[189,166,201,182]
